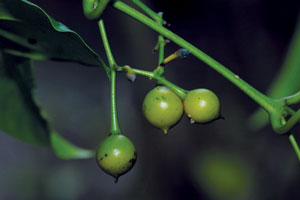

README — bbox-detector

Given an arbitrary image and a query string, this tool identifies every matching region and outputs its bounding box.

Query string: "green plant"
[96,134,137,182]
[142,86,183,134]
[184,89,220,123]
[82,0,111,20]
[0,0,299,183]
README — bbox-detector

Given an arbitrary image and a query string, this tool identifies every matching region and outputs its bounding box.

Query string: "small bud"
[178,48,190,59]
[123,65,136,82]
[126,72,136,82]
[165,39,171,44]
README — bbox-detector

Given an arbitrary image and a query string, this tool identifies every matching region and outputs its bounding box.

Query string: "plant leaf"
[0,0,110,76]
[0,51,49,145]
[0,51,95,159]
[51,131,95,159]
[247,14,300,131]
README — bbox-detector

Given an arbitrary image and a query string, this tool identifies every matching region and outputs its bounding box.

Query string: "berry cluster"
[143,86,221,133]
[89,0,222,182]
[96,85,220,182]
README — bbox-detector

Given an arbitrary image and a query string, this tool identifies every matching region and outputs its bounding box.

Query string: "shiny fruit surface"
[96,134,137,180]
[142,86,183,134]
[184,89,220,123]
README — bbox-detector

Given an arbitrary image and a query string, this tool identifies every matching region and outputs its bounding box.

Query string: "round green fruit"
[142,86,183,134]
[184,89,220,123]
[96,134,137,181]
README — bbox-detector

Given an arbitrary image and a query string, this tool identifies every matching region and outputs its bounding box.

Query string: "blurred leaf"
[0,0,103,159]
[51,131,95,159]
[0,51,49,145]
[0,0,110,76]
[0,52,95,159]
[248,14,300,130]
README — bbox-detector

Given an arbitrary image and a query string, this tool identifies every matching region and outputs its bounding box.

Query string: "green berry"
[184,89,220,123]
[142,86,183,134]
[96,134,137,182]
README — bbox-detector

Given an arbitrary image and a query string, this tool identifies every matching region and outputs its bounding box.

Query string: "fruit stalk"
[289,134,300,161]
[98,19,121,135]
[117,65,188,99]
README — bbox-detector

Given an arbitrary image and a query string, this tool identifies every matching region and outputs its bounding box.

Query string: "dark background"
[0,0,299,199]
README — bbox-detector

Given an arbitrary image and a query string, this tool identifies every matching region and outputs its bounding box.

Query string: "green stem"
[285,108,300,161]
[158,36,165,64]
[118,66,188,99]
[131,0,166,24]
[289,134,300,161]
[153,13,166,76]
[109,69,121,135]
[157,14,165,65]
[274,108,300,134]
[113,1,281,115]
[279,90,300,105]
[99,20,116,67]
[98,19,121,135]
[155,75,188,99]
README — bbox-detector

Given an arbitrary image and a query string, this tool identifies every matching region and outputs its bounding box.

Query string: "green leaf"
[248,15,300,131]
[0,51,95,159]
[0,0,110,76]
[0,51,49,145]
[51,131,95,159]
